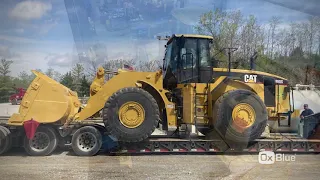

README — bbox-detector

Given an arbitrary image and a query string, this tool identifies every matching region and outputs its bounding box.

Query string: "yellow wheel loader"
[0,34,319,156]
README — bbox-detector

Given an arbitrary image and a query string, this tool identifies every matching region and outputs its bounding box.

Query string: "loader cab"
[163,35,214,90]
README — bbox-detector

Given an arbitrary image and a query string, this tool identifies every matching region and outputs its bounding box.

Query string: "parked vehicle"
[9,88,26,105]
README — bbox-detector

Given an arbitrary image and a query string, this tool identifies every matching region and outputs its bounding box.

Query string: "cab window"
[199,39,210,67]
[163,43,172,71]
[181,39,197,69]
[171,40,178,72]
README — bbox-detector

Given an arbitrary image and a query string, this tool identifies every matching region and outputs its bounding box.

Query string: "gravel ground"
[0,149,319,180]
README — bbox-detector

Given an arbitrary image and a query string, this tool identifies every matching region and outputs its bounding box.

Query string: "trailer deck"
[105,134,320,154]
[1,116,320,155]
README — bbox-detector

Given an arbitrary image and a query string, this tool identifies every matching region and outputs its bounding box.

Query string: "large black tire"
[1,126,12,152]
[24,126,58,156]
[212,89,268,144]
[71,126,102,156]
[0,126,12,155]
[103,87,160,142]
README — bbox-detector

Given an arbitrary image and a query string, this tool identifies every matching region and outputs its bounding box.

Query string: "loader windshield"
[163,36,213,88]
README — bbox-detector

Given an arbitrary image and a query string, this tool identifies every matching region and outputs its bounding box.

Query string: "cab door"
[179,39,198,83]
[264,77,276,107]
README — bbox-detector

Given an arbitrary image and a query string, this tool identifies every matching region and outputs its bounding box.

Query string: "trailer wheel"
[0,126,12,155]
[71,126,102,156]
[212,89,268,144]
[103,87,160,142]
[1,126,12,152]
[24,126,58,156]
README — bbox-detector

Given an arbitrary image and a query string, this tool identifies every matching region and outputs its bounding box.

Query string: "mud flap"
[23,119,40,139]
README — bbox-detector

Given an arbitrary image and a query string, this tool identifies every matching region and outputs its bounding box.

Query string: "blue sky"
[0,0,318,77]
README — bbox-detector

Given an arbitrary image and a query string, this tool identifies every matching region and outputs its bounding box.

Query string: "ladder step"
[195,105,208,107]
[195,93,207,96]
[195,115,210,118]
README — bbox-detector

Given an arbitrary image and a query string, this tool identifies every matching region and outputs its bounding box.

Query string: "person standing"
[300,104,314,120]
[298,104,314,137]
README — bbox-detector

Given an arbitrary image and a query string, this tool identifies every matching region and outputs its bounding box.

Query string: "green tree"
[79,75,90,97]
[35,69,43,73]
[45,68,54,78]
[71,63,85,93]
[45,68,61,81]
[0,59,14,103]
[17,71,34,88]
[195,9,227,52]
[60,72,74,90]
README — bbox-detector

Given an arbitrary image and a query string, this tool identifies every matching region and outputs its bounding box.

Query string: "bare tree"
[45,68,61,82]
[240,15,259,60]
[193,9,320,84]
[45,68,54,78]
[269,16,281,59]
[136,59,162,72]
[103,59,136,80]
[71,63,85,92]
[304,17,318,56]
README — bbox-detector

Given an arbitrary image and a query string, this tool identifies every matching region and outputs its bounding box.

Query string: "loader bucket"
[8,70,81,126]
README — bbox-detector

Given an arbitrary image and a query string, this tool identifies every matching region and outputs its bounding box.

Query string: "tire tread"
[103,87,160,142]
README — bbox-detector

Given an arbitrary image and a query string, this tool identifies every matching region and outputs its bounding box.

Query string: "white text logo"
[244,74,257,83]
[258,151,296,164]
[259,151,275,164]
[275,79,284,84]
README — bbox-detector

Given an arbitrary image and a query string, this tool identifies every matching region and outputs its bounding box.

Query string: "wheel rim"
[30,132,50,152]
[76,132,97,152]
[232,103,256,129]
[118,101,145,128]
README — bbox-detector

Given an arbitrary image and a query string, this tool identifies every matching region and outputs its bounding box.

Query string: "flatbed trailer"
[106,134,320,154]
[115,138,320,154]
[1,116,320,155]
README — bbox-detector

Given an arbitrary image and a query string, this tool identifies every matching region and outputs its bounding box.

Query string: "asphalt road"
[0,149,319,180]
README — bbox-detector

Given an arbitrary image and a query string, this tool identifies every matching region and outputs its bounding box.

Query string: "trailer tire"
[0,126,12,155]
[1,126,12,152]
[72,126,102,156]
[24,126,58,156]
[212,89,268,144]
[103,87,160,142]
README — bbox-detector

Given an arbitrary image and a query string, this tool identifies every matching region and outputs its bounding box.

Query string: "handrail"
[293,84,320,90]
